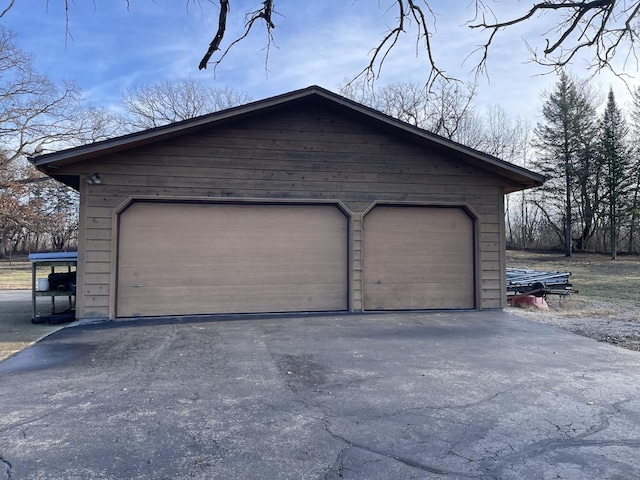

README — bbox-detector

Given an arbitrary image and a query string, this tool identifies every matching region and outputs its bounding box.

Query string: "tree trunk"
[520,191,528,249]
[610,199,618,260]
[0,229,7,259]
[565,162,572,257]
[628,183,639,254]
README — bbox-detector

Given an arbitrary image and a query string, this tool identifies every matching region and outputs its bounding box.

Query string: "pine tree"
[533,72,599,256]
[627,86,640,254]
[600,88,631,259]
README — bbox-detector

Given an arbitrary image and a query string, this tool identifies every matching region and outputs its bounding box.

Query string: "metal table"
[29,252,77,322]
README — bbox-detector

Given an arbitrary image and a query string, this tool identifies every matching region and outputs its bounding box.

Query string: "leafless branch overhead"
[199,0,276,72]
[3,1,640,86]
[198,0,229,70]
[469,1,640,77]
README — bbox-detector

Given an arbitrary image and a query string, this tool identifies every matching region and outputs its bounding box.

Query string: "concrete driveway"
[1,311,639,479]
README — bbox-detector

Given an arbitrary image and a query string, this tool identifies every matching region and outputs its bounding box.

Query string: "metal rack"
[506,268,573,297]
[29,252,77,323]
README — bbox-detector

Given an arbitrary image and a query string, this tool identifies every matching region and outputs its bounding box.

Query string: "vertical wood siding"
[62,104,514,318]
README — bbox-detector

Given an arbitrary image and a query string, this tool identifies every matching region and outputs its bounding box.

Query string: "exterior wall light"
[87,173,102,185]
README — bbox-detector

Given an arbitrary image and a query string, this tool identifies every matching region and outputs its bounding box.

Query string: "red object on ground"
[511,295,549,310]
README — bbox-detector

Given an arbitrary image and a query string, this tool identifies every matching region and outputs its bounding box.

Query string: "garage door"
[363,206,475,310]
[116,202,349,317]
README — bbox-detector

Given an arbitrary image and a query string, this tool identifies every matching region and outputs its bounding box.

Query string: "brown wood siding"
[75,178,88,318]
[68,104,508,318]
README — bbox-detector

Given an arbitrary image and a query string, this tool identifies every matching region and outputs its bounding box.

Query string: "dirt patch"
[507,302,640,352]
[507,251,640,352]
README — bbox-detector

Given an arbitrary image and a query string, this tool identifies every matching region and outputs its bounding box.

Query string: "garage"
[363,206,475,310]
[33,86,545,319]
[116,201,349,317]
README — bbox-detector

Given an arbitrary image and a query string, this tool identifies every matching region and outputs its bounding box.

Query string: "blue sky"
[2,1,637,122]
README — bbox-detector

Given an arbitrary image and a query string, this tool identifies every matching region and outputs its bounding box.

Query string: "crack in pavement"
[485,435,640,477]
[0,454,12,480]
[323,444,353,479]
[322,420,481,478]
[259,380,477,478]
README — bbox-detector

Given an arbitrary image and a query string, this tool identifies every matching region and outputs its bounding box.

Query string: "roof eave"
[31,85,545,191]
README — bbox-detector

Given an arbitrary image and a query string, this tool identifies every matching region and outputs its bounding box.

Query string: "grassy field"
[506,250,640,316]
[0,258,52,290]
[506,250,640,351]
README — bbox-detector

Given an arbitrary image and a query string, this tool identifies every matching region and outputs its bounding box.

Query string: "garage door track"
[1,311,639,479]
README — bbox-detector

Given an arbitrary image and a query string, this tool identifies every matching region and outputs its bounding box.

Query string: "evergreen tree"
[626,86,640,254]
[533,72,599,256]
[600,88,631,259]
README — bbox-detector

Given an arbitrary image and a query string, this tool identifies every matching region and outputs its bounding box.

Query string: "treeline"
[2,20,639,259]
[1,166,77,256]
[341,76,640,258]
[0,26,114,258]
[507,73,640,257]
[0,26,251,258]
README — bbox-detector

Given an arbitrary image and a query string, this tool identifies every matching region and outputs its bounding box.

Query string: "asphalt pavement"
[0,290,64,362]
[1,310,639,479]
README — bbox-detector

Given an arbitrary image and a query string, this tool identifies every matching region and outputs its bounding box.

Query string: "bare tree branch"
[347,1,454,91]
[198,0,229,70]
[200,0,277,72]
[0,0,15,18]
[5,1,640,88]
[469,1,640,79]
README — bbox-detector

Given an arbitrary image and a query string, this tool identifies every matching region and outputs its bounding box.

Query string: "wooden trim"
[76,176,88,318]
[109,208,120,320]
[361,200,480,221]
[474,211,482,310]
[111,196,354,317]
[112,195,353,218]
[499,194,507,309]
[351,213,365,312]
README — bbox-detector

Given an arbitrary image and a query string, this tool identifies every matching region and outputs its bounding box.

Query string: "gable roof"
[31,85,544,193]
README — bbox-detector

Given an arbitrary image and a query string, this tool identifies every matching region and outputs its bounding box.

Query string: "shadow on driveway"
[1,310,639,479]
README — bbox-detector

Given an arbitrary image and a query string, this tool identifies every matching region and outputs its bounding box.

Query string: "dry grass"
[506,250,640,308]
[506,250,640,351]
[0,258,57,290]
[0,260,32,289]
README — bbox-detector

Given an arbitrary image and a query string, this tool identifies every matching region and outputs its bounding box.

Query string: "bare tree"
[429,81,479,142]
[479,105,531,161]
[341,81,431,128]
[340,78,479,145]
[0,27,118,164]
[477,107,539,249]
[121,79,252,131]
[4,2,638,88]
[0,26,117,256]
[202,1,640,85]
